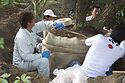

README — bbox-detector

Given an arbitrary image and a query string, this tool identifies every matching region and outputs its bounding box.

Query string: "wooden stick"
[113,71,125,74]
[63,29,88,38]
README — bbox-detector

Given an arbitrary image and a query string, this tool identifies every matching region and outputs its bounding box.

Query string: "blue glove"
[53,22,64,30]
[42,51,51,58]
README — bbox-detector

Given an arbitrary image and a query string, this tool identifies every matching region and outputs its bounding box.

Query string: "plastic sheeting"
[50,65,89,83]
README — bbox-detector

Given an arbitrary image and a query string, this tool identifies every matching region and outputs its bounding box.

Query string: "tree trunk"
[75,0,91,29]
[60,0,77,18]
[61,0,76,10]
[31,0,48,20]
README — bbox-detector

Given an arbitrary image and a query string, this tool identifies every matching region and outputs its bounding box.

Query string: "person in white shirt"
[50,25,125,82]
[86,5,101,21]
[13,12,64,77]
[81,24,125,78]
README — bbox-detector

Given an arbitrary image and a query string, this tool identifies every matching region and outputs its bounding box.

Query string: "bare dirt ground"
[0,5,21,64]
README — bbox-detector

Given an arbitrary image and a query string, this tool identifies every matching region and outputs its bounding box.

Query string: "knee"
[42,58,49,63]
[39,58,49,66]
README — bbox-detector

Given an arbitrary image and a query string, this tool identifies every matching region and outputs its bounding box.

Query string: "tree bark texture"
[75,0,91,29]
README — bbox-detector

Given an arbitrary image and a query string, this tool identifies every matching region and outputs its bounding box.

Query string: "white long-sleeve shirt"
[32,20,54,34]
[32,20,54,41]
[86,16,93,21]
[13,28,42,65]
[13,21,54,65]
[81,34,125,77]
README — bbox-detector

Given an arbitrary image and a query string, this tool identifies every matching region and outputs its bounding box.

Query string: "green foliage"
[0,73,11,78]
[14,74,31,83]
[96,0,105,6]
[0,73,11,83]
[112,7,125,26]
[0,73,31,83]
[0,0,15,8]
[0,37,4,49]
[91,0,106,7]
[115,8,125,24]
[0,0,9,6]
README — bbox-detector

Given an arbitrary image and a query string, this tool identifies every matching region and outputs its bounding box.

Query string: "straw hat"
[55,18,74,26]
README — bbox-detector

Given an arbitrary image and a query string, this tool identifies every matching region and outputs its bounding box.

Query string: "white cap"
[44,9,57,17]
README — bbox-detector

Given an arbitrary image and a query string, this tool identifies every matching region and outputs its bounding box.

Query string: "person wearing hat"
[32,9,63,39]
[31,9,63,33]
[31,9,64,52]
[43,9,57,21]
[13,11,64,77]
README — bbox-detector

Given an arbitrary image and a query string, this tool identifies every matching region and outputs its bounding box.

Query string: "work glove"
[42,50,51,58]
[53,22,64,30]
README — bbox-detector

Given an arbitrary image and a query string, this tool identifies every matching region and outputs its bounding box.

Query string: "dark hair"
[93,5,100,9]
[90,5,101,11]
[43,15,51,19]
[19,12,34,28]
[110,24,125,44]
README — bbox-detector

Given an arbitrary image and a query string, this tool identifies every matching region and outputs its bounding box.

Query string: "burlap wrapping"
[42,32,86,54]
[42,32,88,72]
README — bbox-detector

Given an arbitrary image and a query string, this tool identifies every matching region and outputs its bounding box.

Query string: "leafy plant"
[14,74,31,83]
[0,37,4,49]
[0,73,11,83]
[0,0,15,8]
[0,0,9,7]
[112,6,125,26]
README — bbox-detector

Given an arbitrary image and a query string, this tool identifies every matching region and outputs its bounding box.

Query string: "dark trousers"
[106,65,114,76]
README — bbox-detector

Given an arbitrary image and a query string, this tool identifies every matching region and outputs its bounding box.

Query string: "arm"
[32,20,64,34]
[16,37,41,61]
[119,40,125,55]
[31,32,43,44]
[32,20,54,34]
[85,34,103,46]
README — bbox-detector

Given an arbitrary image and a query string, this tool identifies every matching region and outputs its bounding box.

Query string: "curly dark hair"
[19,12,34,28]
